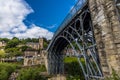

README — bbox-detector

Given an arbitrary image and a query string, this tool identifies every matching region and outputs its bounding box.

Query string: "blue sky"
[0,0,77,39]
[24,0,77,32]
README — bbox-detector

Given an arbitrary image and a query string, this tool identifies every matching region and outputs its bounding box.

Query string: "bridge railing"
[55,0,87,36]
[47,0,87,50]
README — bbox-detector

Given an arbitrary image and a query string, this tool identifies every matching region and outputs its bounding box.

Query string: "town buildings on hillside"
[24,38,45,66]
[0,41,6,47]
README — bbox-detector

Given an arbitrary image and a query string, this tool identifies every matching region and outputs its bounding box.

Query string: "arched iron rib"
[55,36,87,79]
[69,25,97,75]
[64,30,94,76]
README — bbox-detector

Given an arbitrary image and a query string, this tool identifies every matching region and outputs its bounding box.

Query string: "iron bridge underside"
[47,3,103,80]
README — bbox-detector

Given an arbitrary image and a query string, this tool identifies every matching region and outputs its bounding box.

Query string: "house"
[24,38,45,66]
[26,42,39,50]
[24,48,40,66]
[0,41,6,47]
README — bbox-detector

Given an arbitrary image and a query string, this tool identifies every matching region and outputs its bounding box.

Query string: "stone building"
[0,41,6,47]
[63,48,80,56]
[26,42,39,50]
[39,38,44,49]
[24,38,45,66]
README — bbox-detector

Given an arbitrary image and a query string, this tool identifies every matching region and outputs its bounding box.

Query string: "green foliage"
[20,46,30,52]
[64,57,85,80]
[105,69,120,80]
[19,39,26,44]
[0,50,5,58]
[64,57,78,63]
[0,38,9,42]
[5,37,20,49]
[17,65,47,80]
[5,47,22,57]
[0,37,50,57]
[0,63,18,80]
[21,38,39,43]
[4,37,23,57]
[31,38,39,42]
[43,41,48,49]
[43,37,49,49]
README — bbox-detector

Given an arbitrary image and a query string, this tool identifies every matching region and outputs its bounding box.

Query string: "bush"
[105,69,120,80]
[64,57,85,80]
[0,63,18,80]
[17,65,47,80]
[0,50,5,58]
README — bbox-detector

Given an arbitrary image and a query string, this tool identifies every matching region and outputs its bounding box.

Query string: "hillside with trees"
[0,37,50,58]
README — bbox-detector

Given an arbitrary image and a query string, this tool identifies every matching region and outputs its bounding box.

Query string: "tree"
[19,39,26,44]
[17,66,47,80]
[0,38,9,42]
[43,41,48,49]
[20,46,30,52]
[5,48,22,57]
[0,50,5,58]
[5,37,20,49]
[25,38,32,42]
[0,63,18,80]
[0,50,5,62]
[43,37,49,49]
[31,38,39,42]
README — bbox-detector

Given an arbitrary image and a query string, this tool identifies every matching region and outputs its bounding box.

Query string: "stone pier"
[89,0,120,77]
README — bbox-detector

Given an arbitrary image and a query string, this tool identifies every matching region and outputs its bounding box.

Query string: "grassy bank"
[64,57,85,80]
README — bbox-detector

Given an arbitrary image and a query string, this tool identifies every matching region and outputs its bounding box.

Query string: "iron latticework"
[115,0,120,20]
[47,0,103,80]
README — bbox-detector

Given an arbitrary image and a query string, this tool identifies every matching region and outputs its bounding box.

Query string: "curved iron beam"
[54,35,87,79]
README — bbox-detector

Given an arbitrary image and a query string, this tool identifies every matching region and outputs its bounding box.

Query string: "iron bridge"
[47,0,104,79]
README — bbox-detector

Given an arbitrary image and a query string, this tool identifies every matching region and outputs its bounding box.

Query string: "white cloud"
[14,24,53,40]
[0,32,13,39]
[47,24,57,29]
[0,0,53,40]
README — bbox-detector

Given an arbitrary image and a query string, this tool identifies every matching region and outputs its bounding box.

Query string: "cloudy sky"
[0,0,77,39]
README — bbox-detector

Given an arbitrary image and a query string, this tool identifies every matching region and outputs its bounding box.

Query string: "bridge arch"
[45,0,119,80]
[47,0,120,79]
[47,4,103,79]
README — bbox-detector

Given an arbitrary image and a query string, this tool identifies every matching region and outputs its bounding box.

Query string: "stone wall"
[89,0,120,77]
